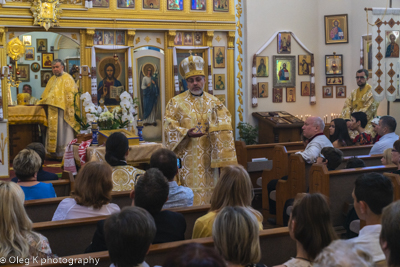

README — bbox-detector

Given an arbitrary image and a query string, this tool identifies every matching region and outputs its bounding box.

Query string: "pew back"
[338,154,382,169]
[43,179,71,197]
[384,172,400,200]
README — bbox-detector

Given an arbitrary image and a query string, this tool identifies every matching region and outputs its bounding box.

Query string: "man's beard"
[54,71,63,77]
[189,85,204,95]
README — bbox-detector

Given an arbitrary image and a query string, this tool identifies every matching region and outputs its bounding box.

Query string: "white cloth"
[350,224,385,262]
[162,181,194,209]
[295,134,333,164]
[52,198,120,221]
[370,132,399,155]
[282,258,312,267]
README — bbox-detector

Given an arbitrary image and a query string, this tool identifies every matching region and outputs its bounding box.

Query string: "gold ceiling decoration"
[7,38,25,61]
[31,0,62,31]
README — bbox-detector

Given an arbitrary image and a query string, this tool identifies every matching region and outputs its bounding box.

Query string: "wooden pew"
[338,154,383,169]
[384,172,400,200]
[339,145,373,156]
[309,164,398,227]
[43,179,71,197]
[20,228,295,267]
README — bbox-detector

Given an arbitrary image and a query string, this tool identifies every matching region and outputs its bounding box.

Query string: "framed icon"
[214,74,225,90]
[336,86,346,98]
[41,70,53,87]
[298,55,311,75]
[31,62,40,73]
[272,88,283,103]
[191,0,205,10]
[213,0,228,12]
[326,76,343,85]
[325,54,343,75]
[23,35,32,46]
[143,0,160,9]
[213,46,225,68]
[256,56,268,77]
[323,86,334,98]
[258,82,268,98]
[277,32,291,54]
[42,53,54,68]
[301,81,310,96]
[17,64,30,82]
[37,39,47,53]
[167,0,182,10]
[385,30,400,58]
[25,47,35,61]
[286,87,296,102]
[183,32,193,45]
[273,55,296,87]
[324,14,348,44]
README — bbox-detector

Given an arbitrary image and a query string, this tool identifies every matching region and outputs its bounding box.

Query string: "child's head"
[350,112,368,131]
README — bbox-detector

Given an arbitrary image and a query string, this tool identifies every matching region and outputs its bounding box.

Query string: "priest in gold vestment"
[341,69,380,139]
[164,55,237,206]
[37,59,79,158]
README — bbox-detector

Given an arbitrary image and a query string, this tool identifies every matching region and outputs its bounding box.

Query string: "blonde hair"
[383,148,393,165]
[0,181,40,258]
[213,206,261,265]
[13,149,41,181]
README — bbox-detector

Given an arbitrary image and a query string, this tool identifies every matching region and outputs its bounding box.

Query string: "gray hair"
[13,149,41,181]
[311,117,325,131]
[51,59,65,67]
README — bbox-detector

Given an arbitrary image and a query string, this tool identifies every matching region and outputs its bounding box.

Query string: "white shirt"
[350,224,385,262]
[296,134,333,164]
[52,198,120,221]
[163,181,194,209]
[370,132,399,155]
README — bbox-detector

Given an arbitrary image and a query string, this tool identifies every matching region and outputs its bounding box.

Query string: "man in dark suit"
[85,168,186,253]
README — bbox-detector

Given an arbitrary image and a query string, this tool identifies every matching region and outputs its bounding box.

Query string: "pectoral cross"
[195,122,203,133]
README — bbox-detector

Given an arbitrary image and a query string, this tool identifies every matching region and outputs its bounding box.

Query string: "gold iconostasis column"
[0,27,7,119]
[165,30,176,104]
[227,31,235,131]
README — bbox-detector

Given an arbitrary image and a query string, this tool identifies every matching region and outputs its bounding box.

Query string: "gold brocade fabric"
[164,91,237,206]
[8,106,48,126]
[111,165,145,191]
[341,84,380,139]
[47,106,58,153]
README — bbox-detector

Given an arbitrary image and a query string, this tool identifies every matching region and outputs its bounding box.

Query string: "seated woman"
[275,193,337,267]
[52,161,120,221]
[391,140,400,175]
[213,206,265,267]
[329,118,353,148]
[0,181,53,260]
[192,165,263,239]
[105,132,145,191]
[381,148,393,165]
[13,149,56,200]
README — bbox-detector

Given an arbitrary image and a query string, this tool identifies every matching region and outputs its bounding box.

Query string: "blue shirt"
[162,181,194,209]
[20,182,57,201]
[369,132,399,155]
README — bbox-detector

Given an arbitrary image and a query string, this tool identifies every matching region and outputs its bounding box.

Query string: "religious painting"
[385,31,400,58]
[66,58,80,82]
[215,94,226,106]
[96,51,126,106]
[277,32,291,54]
[40,70,52,87]
[42,53,54,68]
[31,62,40,72]
[23,35,31,46]
[194,32,202,45]
[362,35,372,78]
[25,47,35,61]
[143,0,160,9]
[167,0,183,10]
[324,14,348,44]
[301,81,310,96]
[104,31,114,45]
[272,88,282,103]
[94,31,104,45]
[273,55,296,88]
[213,0,228,12]
[50,46,54,52]
[336,86,346,98]
[118,0,135,8]
[214,74,225,90]
[256,56,268,77]
[326,76,343,85]
[17,64,30,82]
[93,0,109,7]
[286,87,296,102]
[213,46,225,68]
[258,82,268,98]
[183,32,193,46]
[174,32,183,45]
[191,0,206,10]
[298,55,311,75]
[36,39,47,53]
[323,86,333,98]
[325,54,343,75]
[116,31,125,45]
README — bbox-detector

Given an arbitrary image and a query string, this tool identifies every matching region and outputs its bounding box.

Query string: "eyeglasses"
[187,77,204,83]
[355,76,366,80]
[392,149,399,153]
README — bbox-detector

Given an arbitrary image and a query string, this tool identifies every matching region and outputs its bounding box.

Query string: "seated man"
[370,116,399,155]
[350,172,393,264]
[150,148,194,209]
[104,206,156,267]
[85,168,186,253]
[350,112,372,145]
[22,84,38,105]
[380,200,400,267]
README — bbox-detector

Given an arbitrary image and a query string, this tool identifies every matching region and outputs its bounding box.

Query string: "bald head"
[302,116,325,139]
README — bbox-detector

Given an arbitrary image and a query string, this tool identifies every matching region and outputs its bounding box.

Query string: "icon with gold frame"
[258,82,268,98]
[324,14,348,44]
[23,35,32,46]
[213,46,225,68]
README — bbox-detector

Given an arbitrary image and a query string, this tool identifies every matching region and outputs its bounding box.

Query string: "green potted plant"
[237,122,258,145]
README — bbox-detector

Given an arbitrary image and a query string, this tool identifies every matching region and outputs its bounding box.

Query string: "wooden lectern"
[252,111,304,144]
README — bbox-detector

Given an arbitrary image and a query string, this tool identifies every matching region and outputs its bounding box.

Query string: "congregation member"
[350,173,393,264]
[0,181,53,260]
[350,111,372,145]
[369,116,399,155]
[150,148,193,209]
[192,165,262,239]
[164,54,237,205]
[276,194,337,267]
[13,149,56,200]
[391,140,400,174]
[371,116,382,143]
[329,118,353,148]
[346,157,367,168]
[341,69,380,139]
[52,161,120,221]
[105,132,145,191]
[22,84,38,104]
[381,148,393,165]
[213,206,265,267]
[380,200,400,267]
[85,168,186,253]
[104,207,156,267]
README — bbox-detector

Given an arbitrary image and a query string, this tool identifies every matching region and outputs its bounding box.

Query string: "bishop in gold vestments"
[37,59,79,158]
[164,55,237,206]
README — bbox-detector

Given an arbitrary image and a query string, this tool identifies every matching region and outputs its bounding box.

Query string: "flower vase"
[136,119,144,142]
[92,122,99,145]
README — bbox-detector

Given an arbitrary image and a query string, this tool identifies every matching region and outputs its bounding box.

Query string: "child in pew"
[380,200,400,267]
[104,206,156,267]
[0,181,53,260]
[276,194,338,267]
[14,149,56,201]
[52,161,120,221]
[345,157,367,168]
[381,148,393,165]
[350,112,372,145]
[391,140,400,175]
[329,118,353,148]
[213,206,266,267]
